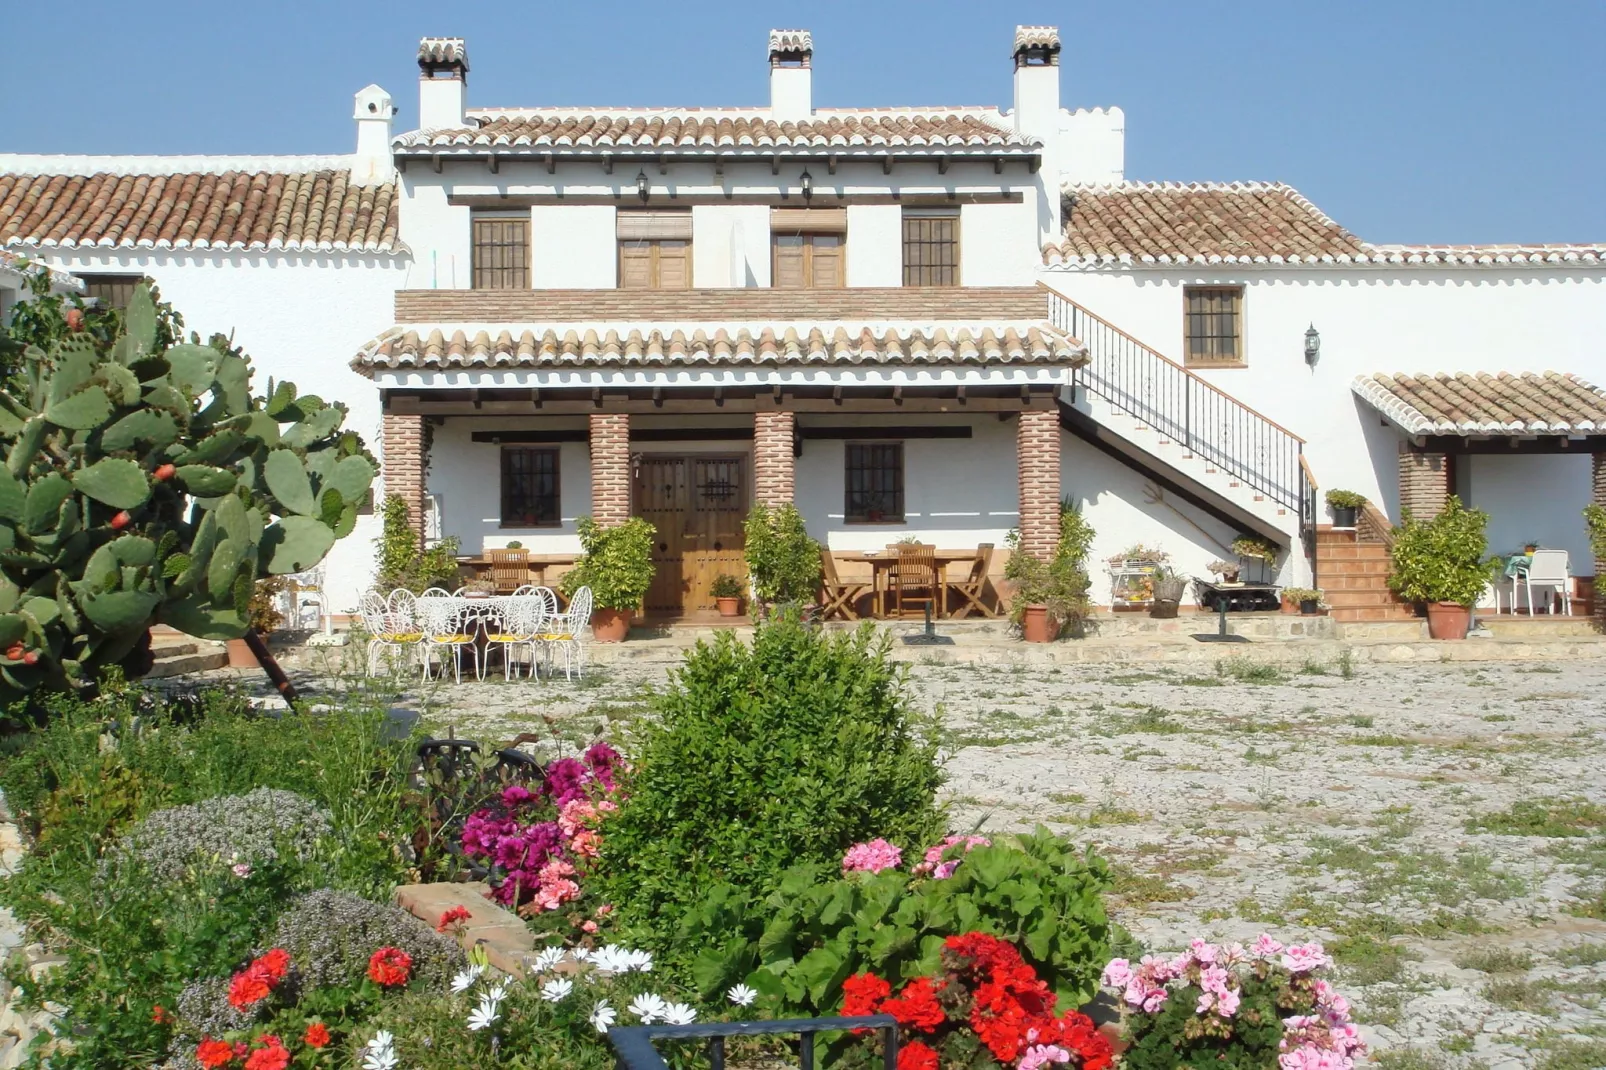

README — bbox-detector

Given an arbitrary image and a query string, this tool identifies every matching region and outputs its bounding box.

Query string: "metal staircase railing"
[1045,288,1314,523]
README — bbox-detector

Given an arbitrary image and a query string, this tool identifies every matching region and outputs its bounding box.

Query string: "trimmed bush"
[105,787,331,884]
[269,889,463,990]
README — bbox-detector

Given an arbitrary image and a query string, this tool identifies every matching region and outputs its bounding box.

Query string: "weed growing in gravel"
[1346,714,1375,728]
[1329,932,1416,985]
[1482,977,1556,1013]
[1299,658,1329,676]
[1537,1041,1606,1070]
[1553,943,1606,967]
[1084,803,1147,827]
[1176,675,1226,687]
[1337,647,1355,678]
[1516,665,1563,674]
[1371,1051,1453,1070]
[1453,947,1534,973]
[1466,797,1606,837]
[1109,863,1189,905]
[1214,657,1286,684]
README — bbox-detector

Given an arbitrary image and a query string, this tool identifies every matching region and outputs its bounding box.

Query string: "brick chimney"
[417,37,468,131]
[768,29,813,122]
[352,84,395,183]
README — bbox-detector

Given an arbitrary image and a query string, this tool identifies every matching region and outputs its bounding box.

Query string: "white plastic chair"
[487,595,548,681]
[417,589,475,682]
[540,586,592,681]
[1514,548,1572,615]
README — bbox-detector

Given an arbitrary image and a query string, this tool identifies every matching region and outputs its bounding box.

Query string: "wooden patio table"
[457,554,576,590]
[831,549,993,620]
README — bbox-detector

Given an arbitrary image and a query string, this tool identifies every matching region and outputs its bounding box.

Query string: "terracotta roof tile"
[353,322,1083,375]
[767,29,813,55]
[0,171,402,252]
[1352,372,1606,435]
[396,109,1036,155]
[418,37,468,70]
[1013,26,1061,52]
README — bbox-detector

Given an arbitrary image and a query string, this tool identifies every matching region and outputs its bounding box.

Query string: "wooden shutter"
[619,241,653,289]
[617,210,693,240]
[656,240,690,289]
[773,235,806,289]
[770,207,848,233]
[472,215,529,290]
[810,234,843,289]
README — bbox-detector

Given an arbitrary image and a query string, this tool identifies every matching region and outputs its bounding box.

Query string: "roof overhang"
[1352,372,1606,437]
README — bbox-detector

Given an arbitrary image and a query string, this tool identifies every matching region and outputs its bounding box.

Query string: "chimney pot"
[353,84,396,182]
[768,28,813,121]
[417,36,468,131]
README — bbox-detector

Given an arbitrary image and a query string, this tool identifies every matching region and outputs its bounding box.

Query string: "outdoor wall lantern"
[800,170,813,200]
[1303,323,1321,366]
[635,170,649,202]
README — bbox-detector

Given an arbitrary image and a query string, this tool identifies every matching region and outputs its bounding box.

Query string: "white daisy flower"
[531,946,567,974]
[626,949,655,973]
[361,1031,398,1070]
[467,997,501,1031]
[587,945,632,974]
[628,992,668,1023]
[485,979,511,1003]
[661,1002,697,1025]
[540,977,574,1002]
[449,965,484,994]
[727,983,758,1006]
[589,999,617,1034]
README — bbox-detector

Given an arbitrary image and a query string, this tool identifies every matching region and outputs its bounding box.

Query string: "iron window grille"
[472,214,530,290]
[1183,285,1245,365]
[901,208,959,287]
[845,443,905,523]
[500,447,560,526]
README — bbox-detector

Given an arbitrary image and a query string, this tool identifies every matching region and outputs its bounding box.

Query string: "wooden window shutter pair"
[617,210,692,290]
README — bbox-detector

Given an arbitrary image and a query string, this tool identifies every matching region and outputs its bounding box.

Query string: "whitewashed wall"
[531,206,615,288]
[427,416,592,555]
[1463,453,1595,572]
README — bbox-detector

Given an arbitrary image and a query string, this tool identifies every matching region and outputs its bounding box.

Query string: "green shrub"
[1585,502,1606,562]
[743,502,822,607]
[561,515,657,611]
[676,828,1114,1016]
[104,787,332,884]
[269,889,463,989]
[374,494,460,593]
[1325,489,1367,509]
[1388,496,1498,606]
[594,620,944,933]
[1005,501,1095,630]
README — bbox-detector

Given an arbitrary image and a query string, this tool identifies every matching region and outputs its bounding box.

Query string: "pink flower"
[231,863,252,879]
[842,838,904,874]
[1100,959,1132,988]
[1018,1045,1072,1070]
[932,861,959,880]
[1216,987,1241,1017]
[1189,938,1219,965]
[582,920,599,933]
[1281,942,1333,974]
[912,835,990,877]
[1199,966,1230,996]
[1251,934,1285,959]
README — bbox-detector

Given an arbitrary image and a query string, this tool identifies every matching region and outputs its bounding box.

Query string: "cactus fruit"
[0,283,374,701]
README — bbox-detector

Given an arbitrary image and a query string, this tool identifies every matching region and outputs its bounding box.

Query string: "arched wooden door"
[633,455,748,616]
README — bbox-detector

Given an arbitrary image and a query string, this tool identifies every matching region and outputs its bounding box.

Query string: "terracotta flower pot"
[1281,596,1298,615]
[1021,604,1056,643]
[591,608,632,643]
[1425,600,1470,640]
[226,636,258,669]
[716,596,742,617]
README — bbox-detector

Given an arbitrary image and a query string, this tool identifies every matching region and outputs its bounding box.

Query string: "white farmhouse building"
[3,26,1602,622]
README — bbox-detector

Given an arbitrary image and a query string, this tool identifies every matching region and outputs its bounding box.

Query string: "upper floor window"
[80,274,144,309]
[902,208,959,287]
[617,210,692,290]
[1183,285,1245,366]
[500,447,560,527]
[772,208,844,289]
[472,212,529,290]
[844,442,904,523]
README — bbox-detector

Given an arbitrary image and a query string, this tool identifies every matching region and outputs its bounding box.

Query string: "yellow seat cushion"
[537,633,573,642]
[487,634,534,643]
[379,633,423,642]
[431,635,474,645]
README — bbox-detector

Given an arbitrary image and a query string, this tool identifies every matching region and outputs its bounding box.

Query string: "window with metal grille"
[1183,285,1245,365]
[902,209,959,286]
[472,214,529,290]
[844,443,904,523]
[79,274,144,309]
[500,448,560,526]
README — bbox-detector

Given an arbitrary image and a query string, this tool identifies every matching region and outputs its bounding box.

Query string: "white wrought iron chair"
[540,585,592,682]
[417,589,475,682]
[486,594,548,681]
[361,590,423,677]
[1513,548,1572,616]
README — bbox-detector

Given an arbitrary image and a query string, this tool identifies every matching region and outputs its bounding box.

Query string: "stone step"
[1324,590,1407,608]
[1317,559,1391,576]
[1330,606,1417,622]
[145,645,227,678]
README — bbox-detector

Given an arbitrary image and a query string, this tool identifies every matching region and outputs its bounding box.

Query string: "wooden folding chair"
[890,543,938,619]
[487,548,530,594]
[819,550,868,620]
[949,543,998,619]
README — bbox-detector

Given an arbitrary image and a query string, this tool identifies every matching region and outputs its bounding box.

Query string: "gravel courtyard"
[264,644,1606,1069]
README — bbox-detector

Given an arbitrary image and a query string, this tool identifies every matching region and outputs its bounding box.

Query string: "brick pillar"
[753,411,796,507]
[589,413,632,526]
[1016,410,1062,559]
[381,412,427,538]
[1593,452,1605,622]
[1397,444,1450,520]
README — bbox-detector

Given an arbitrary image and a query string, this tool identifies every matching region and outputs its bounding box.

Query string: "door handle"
[657,542,668,553]
[713,541,723,551]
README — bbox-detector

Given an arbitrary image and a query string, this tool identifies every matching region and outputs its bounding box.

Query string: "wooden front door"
[633,455,748,615]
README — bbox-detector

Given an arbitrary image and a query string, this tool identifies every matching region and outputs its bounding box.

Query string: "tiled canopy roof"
[768,29,813,54]
[418,37,468,69]
[0,248,79,289]
[353,323,1083,375]
[1352,372,1606,435]
[0,170,402,252]
[1013,26,1061,52]
[1045,182,1606,267]
[395,109,1036,155]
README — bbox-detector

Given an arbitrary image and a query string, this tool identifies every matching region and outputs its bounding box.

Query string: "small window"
[617,210,692,290]
[472,213,529,290]
[1183,285,1244,366]
[902,208,959,287]
[771,208,845,289]
[500,447,560,527]
[79,274,144,309]
[844,443,904,523]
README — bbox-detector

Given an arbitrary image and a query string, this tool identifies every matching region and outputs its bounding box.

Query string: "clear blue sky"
[6,0,1603,244]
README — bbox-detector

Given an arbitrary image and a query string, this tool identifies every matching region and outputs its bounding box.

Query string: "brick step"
[1316,557,1391,573]
[1313,545,1391,560]
[1319,574,1397,590]
[1331,606,1418,622]
[1324,590,1408,607]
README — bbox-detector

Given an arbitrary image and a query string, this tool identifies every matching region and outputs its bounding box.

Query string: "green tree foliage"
[0,283,373,701]
[560,515,657,610]
[1388,496,1498,606]
[372,495,460,593]
[594,620,945,931]
[743,502,822,606]
[1585,502,1606,563]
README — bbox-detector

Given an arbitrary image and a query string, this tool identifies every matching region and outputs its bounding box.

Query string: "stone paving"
[188,643,1606,1068]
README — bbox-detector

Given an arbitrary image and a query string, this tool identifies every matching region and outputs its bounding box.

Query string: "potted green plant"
[1387,497,1498,640]
[743,503,822,613]
[1326,489,1366,528]
[1231,534,1279,565]
[1207,559,1241,584]
[709,573,745,617]
[1007,553,1092,641]
[230,577,286,668]
[505,540,524,549]
[561,516,657,642]
[1150,566,1186,619]
[1282,587,1324,615]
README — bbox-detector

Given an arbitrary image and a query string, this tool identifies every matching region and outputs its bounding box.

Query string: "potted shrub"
[505,540,523,549]
[1150,566,1186,619]
[230,577,286,668]
[1283,587,1324,615]
[1387,496,1498,640]
[1326,489,1366,528]
[1231,534,1279,567]
[709,573,745,617]
[1207,559,1241,584]
[1008,554,1092,641]
[743,503,822,614]
[561,516,657,642]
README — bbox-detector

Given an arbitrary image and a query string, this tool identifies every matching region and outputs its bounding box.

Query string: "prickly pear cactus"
[0,283,373,700]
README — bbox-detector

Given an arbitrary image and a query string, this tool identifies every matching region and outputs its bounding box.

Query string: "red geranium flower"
[196,1038,237,1069]
[367,946,413,987]
[883,976,947,1032]
[243,1036,290,1070]
[227,969,272,1011]
[256,949,291,983]
[436,905,472,932]
[895,1040,940,1070]
[303,1022,331,1049]
[841,971,892,1017]
[151,1005,170,1024]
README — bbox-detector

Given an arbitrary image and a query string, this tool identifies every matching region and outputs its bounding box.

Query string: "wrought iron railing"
[608,1014,898,1070]
[1045,288,1309,518]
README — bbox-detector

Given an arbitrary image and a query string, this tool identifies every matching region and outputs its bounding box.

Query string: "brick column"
[1016,410,1062,559]
[589,413,632,526]
[381,412,427,538]
[1398,444,1450,520]
[753,411,796,507]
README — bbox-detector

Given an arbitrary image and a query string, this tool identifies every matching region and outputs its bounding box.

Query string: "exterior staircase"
[1315,527,1415,623]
